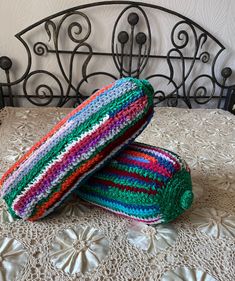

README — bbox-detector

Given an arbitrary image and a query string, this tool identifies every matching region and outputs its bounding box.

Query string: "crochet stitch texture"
[0,78,154,220]
[77,142,193,224]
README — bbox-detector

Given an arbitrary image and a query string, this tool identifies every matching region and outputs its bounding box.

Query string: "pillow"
[76,142,193,224]
[0,78,154,221]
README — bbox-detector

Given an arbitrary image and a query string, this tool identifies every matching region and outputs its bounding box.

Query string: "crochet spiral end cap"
[180,190,194,210]
[158,167,193,223]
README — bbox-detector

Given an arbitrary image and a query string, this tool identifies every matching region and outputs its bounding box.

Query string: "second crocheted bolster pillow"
[76,142,194,224]
[0,77,154,221]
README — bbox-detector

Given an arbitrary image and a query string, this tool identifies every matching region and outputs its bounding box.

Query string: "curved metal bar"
[0,34,32,87]
[22,70,64,106]
[212,48,235,88]
[166,48,191,107]
[59,42,93,107]
[162,26,212,108]
[33,42,49,56]
[187,74,215,104]
[112,5,151,77]
[199,51,210,63]
[48,11,92,95]
[16,1,225,49]
[169,22,202,85]
[146,74,180,106]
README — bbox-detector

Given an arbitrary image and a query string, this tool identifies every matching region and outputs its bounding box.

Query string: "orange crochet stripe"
[124,149,157,163]
[28,108,152,221]
[0,83,114,187]
[29,152,102,221]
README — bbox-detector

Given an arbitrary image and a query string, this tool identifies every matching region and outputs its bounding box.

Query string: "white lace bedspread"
[0,107,234,281]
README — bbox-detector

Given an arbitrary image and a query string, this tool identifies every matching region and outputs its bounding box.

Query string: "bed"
[0,2,235,281]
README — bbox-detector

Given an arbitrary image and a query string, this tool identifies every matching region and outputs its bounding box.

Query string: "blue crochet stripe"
[111,161,169,182]
[93,172,159,190]
[124,155,150,163]
[77,190,160,217]
[44,119,153,219]
[129,146,176,174]
[108,90,143,117]
[84,181,110,191]
[68,80,136,123]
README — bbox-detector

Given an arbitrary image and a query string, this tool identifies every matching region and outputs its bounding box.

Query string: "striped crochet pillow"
[0,78,154,221]
[77,142,194,224]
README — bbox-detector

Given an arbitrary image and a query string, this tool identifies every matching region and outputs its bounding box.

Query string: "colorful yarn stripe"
[1,80,136,195]
[31,114,152,221]
[17,103,151,219]
[76,142,194,224]
[0,83,113,187]
[0,78,154,220]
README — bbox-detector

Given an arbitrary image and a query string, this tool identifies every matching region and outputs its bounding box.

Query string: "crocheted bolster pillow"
[0,78,154,221]
[77,142,194,224]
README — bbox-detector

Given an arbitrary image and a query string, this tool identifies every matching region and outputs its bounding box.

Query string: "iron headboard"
[0,1,234,108]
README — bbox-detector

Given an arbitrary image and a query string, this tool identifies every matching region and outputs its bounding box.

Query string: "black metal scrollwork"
[147,21,213,108]
[22,70,64,106]
[40,12,93,106]
[0,1,233,108]
[33,42,49,56]
[112,5,151,78]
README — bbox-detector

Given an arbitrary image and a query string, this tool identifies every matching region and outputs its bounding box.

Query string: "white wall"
[0,0,234,106]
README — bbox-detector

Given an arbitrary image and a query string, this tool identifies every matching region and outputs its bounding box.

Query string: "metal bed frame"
[0,1,234,110]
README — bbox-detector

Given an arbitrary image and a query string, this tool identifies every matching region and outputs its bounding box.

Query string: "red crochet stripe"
[97,167,164,187]
[29,107,153,221]
[14,95,148,211]
[14,115,114,210]
[132,143,181,171]
[124,149,157,163]
[88,177,158,195]
[116,155,172,178]
[0,83,114,187]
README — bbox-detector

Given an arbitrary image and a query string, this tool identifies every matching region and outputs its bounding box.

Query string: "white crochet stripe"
[2,81,136,196]
[41,116,151,219]
[12,114,110,217]
[19,109,147,219]
[2,120,74,197]
[17,100,149,219]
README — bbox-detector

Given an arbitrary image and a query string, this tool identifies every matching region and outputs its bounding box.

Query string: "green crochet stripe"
[134,79,154,104]
[4,88,149,206]
[25,106,152,218]
[93,173,158,191]
[157,168,193,223]
[6,204,19,219]
[4,109,105,204]
[77,190,161,219]
[109,162,163,181]
[80,183,157,205]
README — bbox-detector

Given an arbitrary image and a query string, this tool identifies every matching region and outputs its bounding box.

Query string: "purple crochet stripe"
[2,81,136,196]
[14,94,144,211]
[15,116,126,216]
[68,80,136,122]
[2,82,133,194]
[42,118,151,219]
[13,94,150,219]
